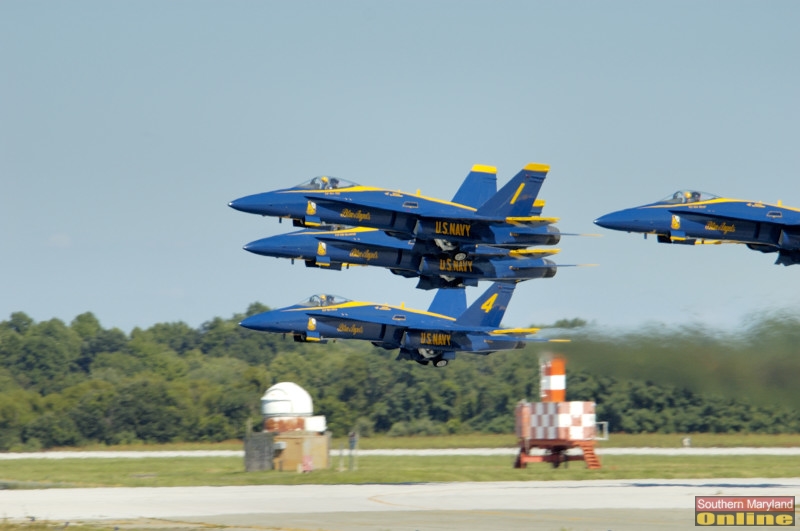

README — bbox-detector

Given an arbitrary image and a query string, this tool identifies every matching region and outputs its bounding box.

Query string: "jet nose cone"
[243,239,267,254]
[239,315,258,329]
[243,234,301,258]
[239,312,279,331]
[228,193,268,215]
[594,210,631,231]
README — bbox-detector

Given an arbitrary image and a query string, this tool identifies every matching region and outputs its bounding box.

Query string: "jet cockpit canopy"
[295,176,358,190]
[658,190,719,205]
[299,294,350,307]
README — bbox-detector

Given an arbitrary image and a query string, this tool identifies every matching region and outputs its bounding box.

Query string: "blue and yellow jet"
[594,190,800,265]
[239,282,566,367]
[228,164,559,255]
[243,226,564,289]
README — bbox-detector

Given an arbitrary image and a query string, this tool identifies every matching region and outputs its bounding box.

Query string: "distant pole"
[348,430,359,471]
[348,431,354,471]
[354,430,359,471]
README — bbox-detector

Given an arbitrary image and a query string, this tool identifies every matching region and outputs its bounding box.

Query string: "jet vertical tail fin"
[455,281,516,328]
[428,287,467,316]
[475,163,549,219]
[451,164,498,208]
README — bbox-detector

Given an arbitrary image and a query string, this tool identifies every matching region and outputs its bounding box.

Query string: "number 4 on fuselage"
[238,281,564,367]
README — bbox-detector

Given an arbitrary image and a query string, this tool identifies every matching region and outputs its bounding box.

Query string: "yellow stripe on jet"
[282,185,385,194]
[287,301,458,321]
[642,197,800,211]
[285,301,373,312]
[510,184,525,205]
[490,327,540,335]
[646,198,800,213]
[505,216,560,224]
[285,186,480,212]
[509,248,561,257]
[298,226,379,236]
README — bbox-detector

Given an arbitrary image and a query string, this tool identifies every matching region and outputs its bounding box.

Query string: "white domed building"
[261,382,327,433]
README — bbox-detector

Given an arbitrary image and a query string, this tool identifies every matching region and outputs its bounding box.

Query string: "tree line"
[0,306,798,450]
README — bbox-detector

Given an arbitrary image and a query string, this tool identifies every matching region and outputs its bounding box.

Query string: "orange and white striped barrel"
[540,356,566,402]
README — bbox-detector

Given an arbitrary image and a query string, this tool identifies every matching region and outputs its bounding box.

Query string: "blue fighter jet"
[594,190,800,265]
[229,163,559,255]
[239,282,566,367]
[243,226,564,289]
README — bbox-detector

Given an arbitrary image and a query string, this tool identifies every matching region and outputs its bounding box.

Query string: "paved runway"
[3,478,799,530]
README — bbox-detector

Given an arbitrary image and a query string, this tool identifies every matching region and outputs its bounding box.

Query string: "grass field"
[58,432,800,452]
[350,432,800,449]
[1,453,799,489]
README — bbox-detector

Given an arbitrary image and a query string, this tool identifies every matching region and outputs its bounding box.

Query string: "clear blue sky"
[2,1,799,333]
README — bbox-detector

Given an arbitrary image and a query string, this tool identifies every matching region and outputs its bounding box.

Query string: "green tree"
[11,319,83,393]
[22,412,82,448]
[3,312,34,335]
[108,377,184,443]
[141,322,201,355]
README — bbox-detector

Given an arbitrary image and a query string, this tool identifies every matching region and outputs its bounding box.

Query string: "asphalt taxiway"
[3,478,799,531]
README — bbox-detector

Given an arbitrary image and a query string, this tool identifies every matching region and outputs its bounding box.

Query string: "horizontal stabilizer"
[776,249,800,266]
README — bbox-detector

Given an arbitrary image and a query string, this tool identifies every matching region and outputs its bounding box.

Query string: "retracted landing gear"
[415,356,447,367]
[433,238,467,261]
